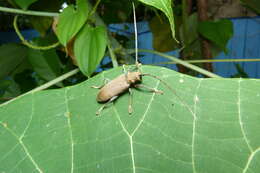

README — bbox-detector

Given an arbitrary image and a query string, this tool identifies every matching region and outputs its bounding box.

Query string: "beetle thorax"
[126,71,142,84]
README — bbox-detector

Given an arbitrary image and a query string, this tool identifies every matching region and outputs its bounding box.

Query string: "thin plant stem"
[128,49,222,78]
[13,15,60,50]
[107,38,118,67]
[151,58,260,65]
[0,68,80,106]
[0,6,58,17]
[89,0,101,17]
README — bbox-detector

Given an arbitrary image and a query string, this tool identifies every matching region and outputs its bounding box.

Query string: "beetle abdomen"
[97,74,130,102]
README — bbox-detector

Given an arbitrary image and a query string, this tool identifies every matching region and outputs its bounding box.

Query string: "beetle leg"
[135,62,142,73]
[134,84,163,94]
[128,88,133,114]
[92,78,110,89]
[123,64,128,74]
[96,96,118,116]
[123,64,129,82]
[91,85,103,89]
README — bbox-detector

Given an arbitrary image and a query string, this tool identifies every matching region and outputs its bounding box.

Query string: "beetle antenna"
[142,73,194,114]
[132,2,141,71]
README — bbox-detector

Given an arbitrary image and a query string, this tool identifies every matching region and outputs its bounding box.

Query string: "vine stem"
[107,38,119,68]
[127,49,222,78]
[0,6,58,17]
[0,68,80,106]
[13,15,59,50]
[151,58,260,64]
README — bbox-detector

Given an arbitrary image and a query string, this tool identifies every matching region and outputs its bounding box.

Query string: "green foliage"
[29,16,52,36]
[14,69,37,92]
[13,0,38,9]
[149,15,177,52]
[1,66,260,172]
[0,44,28,79]
[56,0,89,46]
[28,0,64,35]
[180,13,199,47]
[74,25,107,77]
[231,64,249,78]
[198,19,233,54]
[0,80,11,97]
[27,49,62,85]
[98,0,132,23]
[240,0,260,14]
[138,0,177,41]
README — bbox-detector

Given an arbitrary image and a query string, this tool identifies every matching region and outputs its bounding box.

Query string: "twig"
[0,6,58,17]
[107,38,118,67]
[127,49,222,78]
[89,0,101,17]
[13,15,59,50]
[150,58,260,64]
[0,68,80,106]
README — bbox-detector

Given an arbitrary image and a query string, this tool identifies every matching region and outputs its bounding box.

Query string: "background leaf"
[149,15,177,52]
[13,0,38,9]
[0,78,22,103]
[0,66,260,172]
[137,0,177,41]
[240,0,260,14]
[98,0,132,24]
[198,19,233,54]
[56,0,89,46]
[74,25,107,77]
[180,13,198,47]
[28,0,63,36]
[29,16,52,36]
[0,43,28,79]
[27,49,62,86]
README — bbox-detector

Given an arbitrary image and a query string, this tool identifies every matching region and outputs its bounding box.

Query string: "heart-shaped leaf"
[0,66,260,172]
[198,19,233,54]
[56,0,89,46]
[138,0,177,41]
[74,25,107,77]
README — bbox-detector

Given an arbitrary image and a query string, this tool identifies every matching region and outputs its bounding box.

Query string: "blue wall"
[214,17,260,78]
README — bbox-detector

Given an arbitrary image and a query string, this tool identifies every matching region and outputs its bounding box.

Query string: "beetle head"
[127,71,142,84]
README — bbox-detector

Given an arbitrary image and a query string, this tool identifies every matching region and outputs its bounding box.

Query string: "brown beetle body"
[93,3,166,115]
[97,71,142,102]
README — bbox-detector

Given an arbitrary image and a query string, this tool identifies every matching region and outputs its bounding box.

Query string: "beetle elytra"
[93,65,164,115]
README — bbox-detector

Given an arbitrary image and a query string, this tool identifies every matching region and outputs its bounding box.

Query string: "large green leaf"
[198,19,233,54]
[138,0,177,41]
[0,66,260,172]
[74,25,107,77]
[56,0,89,46]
